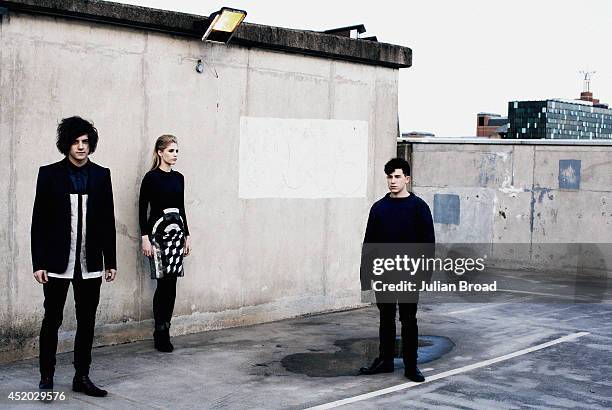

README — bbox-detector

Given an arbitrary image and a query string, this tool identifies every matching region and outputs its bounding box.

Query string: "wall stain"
[529,187,552,234]
[479,154,497,187]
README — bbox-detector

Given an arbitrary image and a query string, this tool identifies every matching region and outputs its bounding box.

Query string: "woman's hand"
[184,236,191,257]
[142,235,153,257]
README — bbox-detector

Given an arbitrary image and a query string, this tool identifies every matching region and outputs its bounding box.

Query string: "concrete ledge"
[0,0,412,68]
[400,137,612,146]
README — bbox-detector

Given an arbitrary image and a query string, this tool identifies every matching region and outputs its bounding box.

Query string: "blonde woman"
[139,135,190,352]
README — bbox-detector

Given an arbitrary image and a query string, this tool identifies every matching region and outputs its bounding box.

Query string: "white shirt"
[47,194,103,279]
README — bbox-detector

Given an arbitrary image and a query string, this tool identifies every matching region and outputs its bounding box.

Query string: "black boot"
[154,322,174,352]
[359,357,394,375]
[72,374,108,397]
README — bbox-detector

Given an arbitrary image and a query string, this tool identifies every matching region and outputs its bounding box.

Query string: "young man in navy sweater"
[359,158,435,382]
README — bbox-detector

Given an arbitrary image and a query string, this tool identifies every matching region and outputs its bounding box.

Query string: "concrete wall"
[0,12,399,362]
[402,139,612,271]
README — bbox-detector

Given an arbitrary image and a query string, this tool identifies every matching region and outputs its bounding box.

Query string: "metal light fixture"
[201,7,247,44]
[195,59,204,73]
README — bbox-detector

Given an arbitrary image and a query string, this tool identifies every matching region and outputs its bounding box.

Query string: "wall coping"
[0,0,412,69]
[399,137,612,146]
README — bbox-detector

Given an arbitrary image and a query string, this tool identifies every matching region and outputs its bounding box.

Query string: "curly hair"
[384,157,411,177]
[56,116,99,156]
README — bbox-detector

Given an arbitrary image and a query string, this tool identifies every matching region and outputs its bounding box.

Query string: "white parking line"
[447,303,509,315]
[496,288,579,299]
[306,331,590,410]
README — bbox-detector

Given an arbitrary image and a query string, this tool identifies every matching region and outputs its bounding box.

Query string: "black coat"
[31,158,117,273]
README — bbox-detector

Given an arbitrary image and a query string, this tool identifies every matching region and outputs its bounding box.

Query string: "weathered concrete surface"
[0,301,609,408]
[0,0,412,68]
[402,139,612,271]
[0,8,399,362]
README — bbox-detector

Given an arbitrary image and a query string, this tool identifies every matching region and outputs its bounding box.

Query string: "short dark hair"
[384,158,411,176]
[56,116,99,155]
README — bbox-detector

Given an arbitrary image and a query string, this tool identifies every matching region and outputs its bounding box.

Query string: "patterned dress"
[139,168,189,279]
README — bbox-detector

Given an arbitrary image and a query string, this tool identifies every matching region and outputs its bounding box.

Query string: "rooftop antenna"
[579,70,596,93]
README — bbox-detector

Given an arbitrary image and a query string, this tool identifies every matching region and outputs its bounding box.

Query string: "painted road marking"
[496,288,596,302]
[307,331,590,410]
[446,303,510,315]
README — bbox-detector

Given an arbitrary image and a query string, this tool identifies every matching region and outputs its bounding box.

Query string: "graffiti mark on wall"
[559,159,581,190]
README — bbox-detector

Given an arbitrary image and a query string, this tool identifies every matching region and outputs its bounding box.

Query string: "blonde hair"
[150,134,178,170]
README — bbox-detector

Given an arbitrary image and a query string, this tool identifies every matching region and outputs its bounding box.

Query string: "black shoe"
[154,322,174,352]
[359,357,394,375]
[39,375,54,401]
[72,375,108,397]
[404,366,425,382]
[39,375,53,390]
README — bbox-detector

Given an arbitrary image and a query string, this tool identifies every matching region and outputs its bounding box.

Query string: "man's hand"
[142,235,153,258]
[33,270,48,284]
[184,236,191,257]
[105,269,117,282]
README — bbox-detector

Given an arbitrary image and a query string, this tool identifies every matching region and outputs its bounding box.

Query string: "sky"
[119,0,612,137]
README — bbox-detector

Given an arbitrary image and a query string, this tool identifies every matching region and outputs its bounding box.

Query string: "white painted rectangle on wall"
[239,117,369,198]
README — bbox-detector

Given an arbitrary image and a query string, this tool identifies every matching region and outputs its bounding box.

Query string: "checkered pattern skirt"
[149,208,185,279]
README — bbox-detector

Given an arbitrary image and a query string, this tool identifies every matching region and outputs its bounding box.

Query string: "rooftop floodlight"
[201,7,247,44]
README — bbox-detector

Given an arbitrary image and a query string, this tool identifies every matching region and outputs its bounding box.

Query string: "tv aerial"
[579,69,596,93]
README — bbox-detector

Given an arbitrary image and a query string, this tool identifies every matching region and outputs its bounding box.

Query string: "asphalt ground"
[0,300,611,409]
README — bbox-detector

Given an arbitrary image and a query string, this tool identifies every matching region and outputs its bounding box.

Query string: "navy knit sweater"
[363,192,435,244]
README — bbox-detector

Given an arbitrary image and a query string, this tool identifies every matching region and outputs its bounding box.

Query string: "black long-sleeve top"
[139,168,189,236]
[363,192,435,244]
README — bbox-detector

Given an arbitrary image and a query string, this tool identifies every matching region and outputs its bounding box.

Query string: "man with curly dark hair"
[31,116,116,398]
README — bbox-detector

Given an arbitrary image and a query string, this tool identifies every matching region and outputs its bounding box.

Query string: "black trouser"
[377,302,418,366]
[39,276,102,377]
[153,277,177,326]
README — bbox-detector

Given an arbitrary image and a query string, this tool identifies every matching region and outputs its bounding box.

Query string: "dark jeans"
[377,302,418,366]
[153,277,177,325]
[39,276,102,377]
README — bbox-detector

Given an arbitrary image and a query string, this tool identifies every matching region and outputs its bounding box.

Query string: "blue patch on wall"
[434,194,460,225]
[558,159,581,190]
